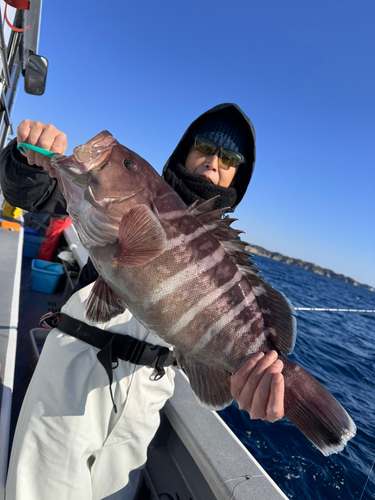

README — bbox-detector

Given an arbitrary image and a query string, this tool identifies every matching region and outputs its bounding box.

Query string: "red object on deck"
[37,217,73,262]
[4,0,30,10]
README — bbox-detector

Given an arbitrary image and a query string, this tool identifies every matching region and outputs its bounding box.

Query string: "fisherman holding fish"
[0,104,287,499]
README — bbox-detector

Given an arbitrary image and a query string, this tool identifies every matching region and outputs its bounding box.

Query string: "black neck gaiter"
[163,163,237,212]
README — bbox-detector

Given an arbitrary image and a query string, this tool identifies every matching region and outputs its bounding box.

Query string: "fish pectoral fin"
[174,349,233,410]
[85,276,127,323]
[113,204,167,267]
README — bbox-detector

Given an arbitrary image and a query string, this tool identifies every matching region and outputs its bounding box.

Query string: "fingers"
[265,371,284,422]
[16,120,67,169]
[230,351,267,400]
[230,351,285,423]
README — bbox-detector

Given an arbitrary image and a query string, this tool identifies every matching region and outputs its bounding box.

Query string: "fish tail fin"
[281,355,356,456]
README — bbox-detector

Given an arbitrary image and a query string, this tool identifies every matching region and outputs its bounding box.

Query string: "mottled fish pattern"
[50,131,356,456]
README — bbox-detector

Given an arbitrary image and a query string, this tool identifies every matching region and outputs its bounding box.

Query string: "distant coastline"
[245,244,374,292]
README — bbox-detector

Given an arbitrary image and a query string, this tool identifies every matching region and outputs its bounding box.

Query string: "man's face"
[184,144,237,188]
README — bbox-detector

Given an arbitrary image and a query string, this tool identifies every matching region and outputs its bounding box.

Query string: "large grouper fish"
[49,130,356,456]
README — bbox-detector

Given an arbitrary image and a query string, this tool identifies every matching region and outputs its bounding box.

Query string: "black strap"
[42,312,174,413]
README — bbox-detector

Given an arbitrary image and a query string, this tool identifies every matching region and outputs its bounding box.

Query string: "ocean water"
[218,255,375,500]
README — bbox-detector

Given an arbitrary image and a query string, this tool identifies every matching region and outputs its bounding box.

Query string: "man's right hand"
[230,351,284,422]
[17,120,67,171]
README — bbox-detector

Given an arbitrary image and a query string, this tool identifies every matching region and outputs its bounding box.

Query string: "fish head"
[51,130,162,219]
[49,131,116,211]
[49,131,173,253]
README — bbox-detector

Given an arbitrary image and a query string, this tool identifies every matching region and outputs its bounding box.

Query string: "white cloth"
[6,284,175,500]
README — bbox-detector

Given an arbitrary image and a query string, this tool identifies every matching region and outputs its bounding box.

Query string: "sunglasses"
[194,135,244,170]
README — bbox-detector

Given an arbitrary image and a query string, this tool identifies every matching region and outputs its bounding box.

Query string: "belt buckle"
[150,347,170,381]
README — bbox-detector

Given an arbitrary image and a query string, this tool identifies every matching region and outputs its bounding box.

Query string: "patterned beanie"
[192,117,247,158]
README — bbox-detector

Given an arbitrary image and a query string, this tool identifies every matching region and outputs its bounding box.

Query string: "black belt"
[40,312,174,413]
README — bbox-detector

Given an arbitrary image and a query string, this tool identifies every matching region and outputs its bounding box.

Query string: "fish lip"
[86,184,145,210]
[50,155,86,176]
[51,152,111,176]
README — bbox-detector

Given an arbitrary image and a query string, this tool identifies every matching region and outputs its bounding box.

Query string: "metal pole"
[0,8,11,88]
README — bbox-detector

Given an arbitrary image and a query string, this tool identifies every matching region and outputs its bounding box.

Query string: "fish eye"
[124,159,137,171]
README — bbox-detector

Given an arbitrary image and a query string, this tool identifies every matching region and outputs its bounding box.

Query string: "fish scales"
[49,130,356,456]
[138,206,265,364]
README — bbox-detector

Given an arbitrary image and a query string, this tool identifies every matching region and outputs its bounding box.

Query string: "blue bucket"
[31,259,64,293]
[23,233,45,258]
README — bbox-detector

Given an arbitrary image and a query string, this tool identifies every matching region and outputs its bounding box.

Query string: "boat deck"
[0,194,23,498]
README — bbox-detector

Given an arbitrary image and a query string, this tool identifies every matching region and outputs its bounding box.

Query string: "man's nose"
[205,152,220,170]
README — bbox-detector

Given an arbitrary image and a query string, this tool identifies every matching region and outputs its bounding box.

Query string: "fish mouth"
[50,133,115,177]
[72,144,114,170]
[51,151,112,177]
[85,184,145,211]
[71,130,116,170]
[50,155,86,181]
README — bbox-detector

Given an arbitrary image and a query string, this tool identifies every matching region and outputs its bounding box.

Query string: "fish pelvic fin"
[282,355,357,456]
[174,349,233,410]
[85,276,127,323]
[113,204,167,267]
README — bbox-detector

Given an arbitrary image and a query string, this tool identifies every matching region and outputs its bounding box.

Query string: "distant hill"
[245,244,374,292]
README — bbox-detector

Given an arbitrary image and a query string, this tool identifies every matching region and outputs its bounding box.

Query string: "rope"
[294,308,375,313]
[222,474,264,500]
[358,457,375,500]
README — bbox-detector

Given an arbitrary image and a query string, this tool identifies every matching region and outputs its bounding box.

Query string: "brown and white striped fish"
[50,130,356,457]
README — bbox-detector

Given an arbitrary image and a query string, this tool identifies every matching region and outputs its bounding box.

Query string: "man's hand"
[17,120,67,171]
[230,351,284,422]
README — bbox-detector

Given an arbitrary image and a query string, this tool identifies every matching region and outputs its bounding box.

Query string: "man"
[0,103,284,499]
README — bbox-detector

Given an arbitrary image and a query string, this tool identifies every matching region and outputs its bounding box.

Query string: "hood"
[162,103,256,210]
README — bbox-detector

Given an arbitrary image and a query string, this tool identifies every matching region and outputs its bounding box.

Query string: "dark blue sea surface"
[218,255,375,500]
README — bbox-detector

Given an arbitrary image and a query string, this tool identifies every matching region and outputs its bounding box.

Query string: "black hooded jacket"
[0,103,256,290]
[163,103,256,211]
[0,139,68,215]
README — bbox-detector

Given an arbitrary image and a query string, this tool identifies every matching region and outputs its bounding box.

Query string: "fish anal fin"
[174,349,233,410]
[113,204,167,267]
[85,276,127,323]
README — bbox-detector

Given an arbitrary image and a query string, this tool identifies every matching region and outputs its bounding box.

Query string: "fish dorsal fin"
[86,276,127,323]
[187,199,200,212]
[259,286,297,355]
[194,204,296,355]
[193,202,258,274]
[113,204,167,267]
[197,212,238,228]
[188,196,227,216]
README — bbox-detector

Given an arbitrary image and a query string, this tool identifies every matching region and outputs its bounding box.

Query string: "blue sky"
[9,0,375,287]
